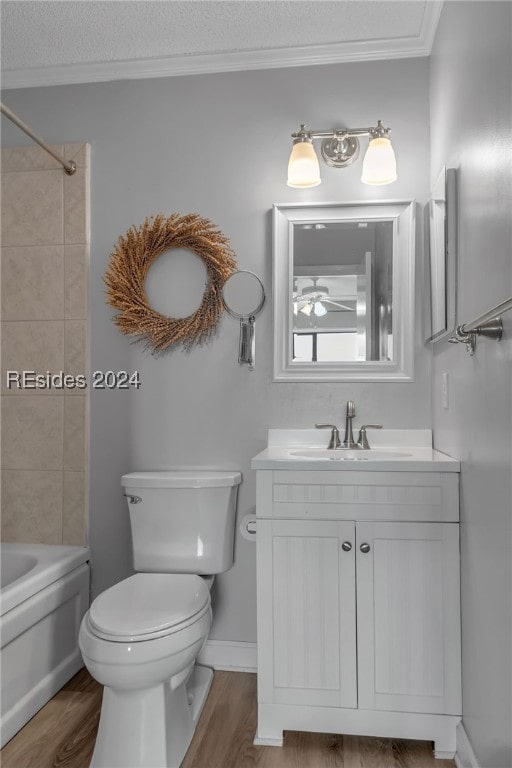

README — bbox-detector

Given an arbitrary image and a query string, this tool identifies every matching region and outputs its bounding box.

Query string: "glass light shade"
[313,301,327,317]
[299,301,313,316]
[361,137,397,185]
[287,141,321,188]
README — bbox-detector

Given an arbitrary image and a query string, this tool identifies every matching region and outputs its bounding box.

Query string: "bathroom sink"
[252,430,460,472]
[290,449,412,461]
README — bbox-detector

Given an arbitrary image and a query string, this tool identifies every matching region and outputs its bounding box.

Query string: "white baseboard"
[455,722,480,768]
[197,639,257,673]
[254,734,284,747]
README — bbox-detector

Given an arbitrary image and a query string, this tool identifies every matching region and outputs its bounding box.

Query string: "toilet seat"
[89,573,210,642]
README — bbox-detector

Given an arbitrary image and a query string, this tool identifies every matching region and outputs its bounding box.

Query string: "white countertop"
[251,430,460,472]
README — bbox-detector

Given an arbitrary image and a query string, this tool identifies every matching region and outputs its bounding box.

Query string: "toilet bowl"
[79,573,213,768]
[79,469,241,768]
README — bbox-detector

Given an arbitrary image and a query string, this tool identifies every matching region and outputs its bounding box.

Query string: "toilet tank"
[121,470,241,574]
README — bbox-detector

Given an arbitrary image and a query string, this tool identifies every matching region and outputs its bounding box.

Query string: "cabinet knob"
[360,543,371,553]
[341,541,352,552]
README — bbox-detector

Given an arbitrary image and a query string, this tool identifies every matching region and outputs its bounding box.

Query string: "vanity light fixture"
[287,120,397,188]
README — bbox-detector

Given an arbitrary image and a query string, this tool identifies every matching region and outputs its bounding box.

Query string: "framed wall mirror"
[273,201,415,381]
[428,167,457,343]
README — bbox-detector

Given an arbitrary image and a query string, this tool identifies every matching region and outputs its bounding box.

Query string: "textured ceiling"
[0,0,440,88]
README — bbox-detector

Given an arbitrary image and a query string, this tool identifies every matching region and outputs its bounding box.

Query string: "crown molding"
[1,2,443,90]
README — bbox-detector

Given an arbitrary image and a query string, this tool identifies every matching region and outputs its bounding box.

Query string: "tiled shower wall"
[1,144,89,545]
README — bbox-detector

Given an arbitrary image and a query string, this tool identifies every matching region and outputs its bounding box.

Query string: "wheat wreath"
[105,213,237,353]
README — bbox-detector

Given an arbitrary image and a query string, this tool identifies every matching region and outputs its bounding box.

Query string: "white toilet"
[79,469,241,768]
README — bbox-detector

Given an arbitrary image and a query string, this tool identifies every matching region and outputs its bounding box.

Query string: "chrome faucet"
[316,403,383,450]
[315,423,341,449]
[343,401,358,448]
[356,423,383,449]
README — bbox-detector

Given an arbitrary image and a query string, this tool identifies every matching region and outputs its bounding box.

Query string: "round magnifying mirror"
[222,270,265,318]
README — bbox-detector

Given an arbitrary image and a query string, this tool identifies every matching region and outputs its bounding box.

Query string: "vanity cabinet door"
[356,522,461,716]
[257,519,357,709]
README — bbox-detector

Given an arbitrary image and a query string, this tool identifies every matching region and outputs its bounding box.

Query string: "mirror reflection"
[428,167,457,343]
[272,202,415,382]
[292,221,393,363]
[223,270,265,317]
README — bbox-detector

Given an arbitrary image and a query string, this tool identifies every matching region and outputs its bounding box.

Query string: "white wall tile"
[1,170,63,246]
[1,246,64,320]
[1,395,64,470]
[1,321,65,395]
[1,469,63,543]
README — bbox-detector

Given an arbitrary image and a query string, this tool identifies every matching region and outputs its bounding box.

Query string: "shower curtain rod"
[0,101,76,175]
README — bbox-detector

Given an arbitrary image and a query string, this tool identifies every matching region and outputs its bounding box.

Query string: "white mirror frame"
[273,201,416,382]
[427,167,457,343]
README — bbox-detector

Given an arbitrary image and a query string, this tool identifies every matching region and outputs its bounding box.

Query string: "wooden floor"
[1,669,456,768]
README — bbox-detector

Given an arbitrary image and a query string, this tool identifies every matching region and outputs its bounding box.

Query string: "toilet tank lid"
[121,470,241,489]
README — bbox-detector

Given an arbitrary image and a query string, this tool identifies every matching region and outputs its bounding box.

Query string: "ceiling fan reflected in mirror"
[293,278,354,317]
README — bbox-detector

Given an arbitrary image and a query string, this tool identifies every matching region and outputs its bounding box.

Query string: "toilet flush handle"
[123,494,142,504]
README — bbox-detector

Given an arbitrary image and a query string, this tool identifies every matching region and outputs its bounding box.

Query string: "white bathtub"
[0,543,90,747]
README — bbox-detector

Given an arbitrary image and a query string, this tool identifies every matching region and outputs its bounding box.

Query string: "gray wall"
[430,3,512,766]
[1,57,431,642]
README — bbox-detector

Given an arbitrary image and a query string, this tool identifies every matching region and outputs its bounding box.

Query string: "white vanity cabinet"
[254,468,461,758]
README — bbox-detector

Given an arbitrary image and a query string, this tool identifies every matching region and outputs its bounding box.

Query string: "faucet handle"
[315,423,341,449]
[357,424,383,449]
